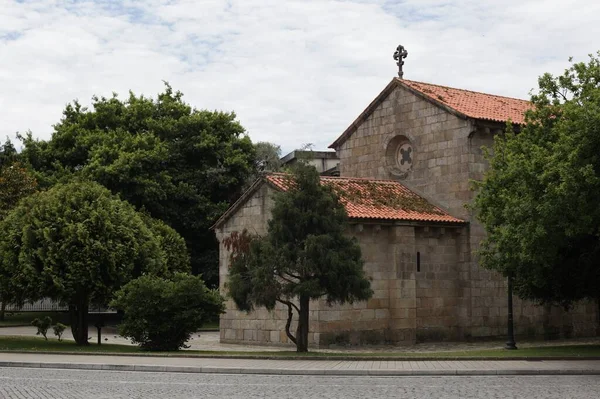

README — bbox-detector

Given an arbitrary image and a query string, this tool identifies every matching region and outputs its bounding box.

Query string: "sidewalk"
[1,352,599,376]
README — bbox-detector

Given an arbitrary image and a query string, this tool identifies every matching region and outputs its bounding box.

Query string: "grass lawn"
[0,335,599,358]
[0,336,140,353]
[199,320,219,330]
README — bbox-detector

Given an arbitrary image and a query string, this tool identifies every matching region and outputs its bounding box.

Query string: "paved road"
[0,368,599,398]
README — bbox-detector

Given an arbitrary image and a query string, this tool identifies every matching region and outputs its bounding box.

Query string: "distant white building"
[280,150,339,175]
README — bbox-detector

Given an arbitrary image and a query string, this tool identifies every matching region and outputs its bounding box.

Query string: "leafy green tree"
[254,142,282,172]
[0,162,37,320]
[18,84,256,286]
[224,164,373,352]
[472,53,600,308]
[110,273,225,351]
[0,181,166,345]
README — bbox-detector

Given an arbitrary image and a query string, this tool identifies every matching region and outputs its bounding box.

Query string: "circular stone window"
[384,135,414,178]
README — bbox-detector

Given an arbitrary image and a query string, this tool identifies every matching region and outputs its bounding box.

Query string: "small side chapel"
[213,47,598,347]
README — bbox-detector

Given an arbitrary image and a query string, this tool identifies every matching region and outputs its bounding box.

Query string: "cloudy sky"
[1,0,599,153]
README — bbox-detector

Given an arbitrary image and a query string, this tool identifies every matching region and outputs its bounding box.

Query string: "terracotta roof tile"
[266,174,464,224]
[400,79,531,124]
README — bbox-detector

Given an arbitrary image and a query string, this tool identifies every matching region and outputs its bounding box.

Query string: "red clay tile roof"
[266,174,464,224]
[401,79,530,124]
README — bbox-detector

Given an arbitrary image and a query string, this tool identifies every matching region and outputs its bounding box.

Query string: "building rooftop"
[401,79,530,125]
[266,174,464,224]
[280,150,339,165]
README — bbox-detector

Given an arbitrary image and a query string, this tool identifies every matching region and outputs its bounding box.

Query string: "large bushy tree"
[225,164,372,352]
[472,53,600,308]
[0,181,181,344]
[18,84,256,286]
[0,162,37,319]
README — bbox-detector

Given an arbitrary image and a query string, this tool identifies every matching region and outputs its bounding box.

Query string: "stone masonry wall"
[336,85,598,340]
[315,224,416,346]
[413,226,469,342]
[315,222,471,346]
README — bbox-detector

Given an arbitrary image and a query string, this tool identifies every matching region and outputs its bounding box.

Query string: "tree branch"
[277,298,300,313]
[276,299,297,345]
[277,274,297,285]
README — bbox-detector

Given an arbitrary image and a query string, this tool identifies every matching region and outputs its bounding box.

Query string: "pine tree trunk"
[295,295,309,353]
[70,302,90,346]
[0,301,5,322]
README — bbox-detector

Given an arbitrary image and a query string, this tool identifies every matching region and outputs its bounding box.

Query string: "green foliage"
[53,323,67,341]
[254,142,282,173]
[141,213,191,276]
[0,181,167,345]
[31,316,52,340]
[225,163,372,352]
[0,138,17,167]
[18,84,256,286]
[0,162,37,221]
[0,162,37,314]
[472,52,600,307]
[110,273,225,351]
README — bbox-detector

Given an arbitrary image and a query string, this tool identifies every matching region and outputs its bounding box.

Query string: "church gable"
[330,78,531,151]
[330,78,530,220]
[333,81,473,186]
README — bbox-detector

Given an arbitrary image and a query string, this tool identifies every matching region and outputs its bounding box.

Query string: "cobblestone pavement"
[0,367,599,398]
[2,326,599,353]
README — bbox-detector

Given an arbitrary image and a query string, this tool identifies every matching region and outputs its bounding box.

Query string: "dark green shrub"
[31,316,52,340]
[110,273,225,351]
[53,323,67,341]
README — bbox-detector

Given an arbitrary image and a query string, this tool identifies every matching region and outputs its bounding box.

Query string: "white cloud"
[1,0,599,153]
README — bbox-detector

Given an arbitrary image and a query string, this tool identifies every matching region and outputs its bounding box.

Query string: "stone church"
[213,73,599,347]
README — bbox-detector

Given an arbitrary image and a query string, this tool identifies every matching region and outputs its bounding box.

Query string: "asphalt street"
[0,367,599,398]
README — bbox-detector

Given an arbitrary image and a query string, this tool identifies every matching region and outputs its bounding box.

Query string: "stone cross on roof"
[393,45,408,79]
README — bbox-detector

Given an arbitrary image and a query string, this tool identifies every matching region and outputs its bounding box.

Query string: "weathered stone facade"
[214,79,599,347]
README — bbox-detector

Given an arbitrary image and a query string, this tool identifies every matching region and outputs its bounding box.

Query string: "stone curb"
[0,361,598,376]
[1,350,599,362]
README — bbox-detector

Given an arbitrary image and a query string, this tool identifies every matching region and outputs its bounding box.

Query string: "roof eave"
[348,217,468,226]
